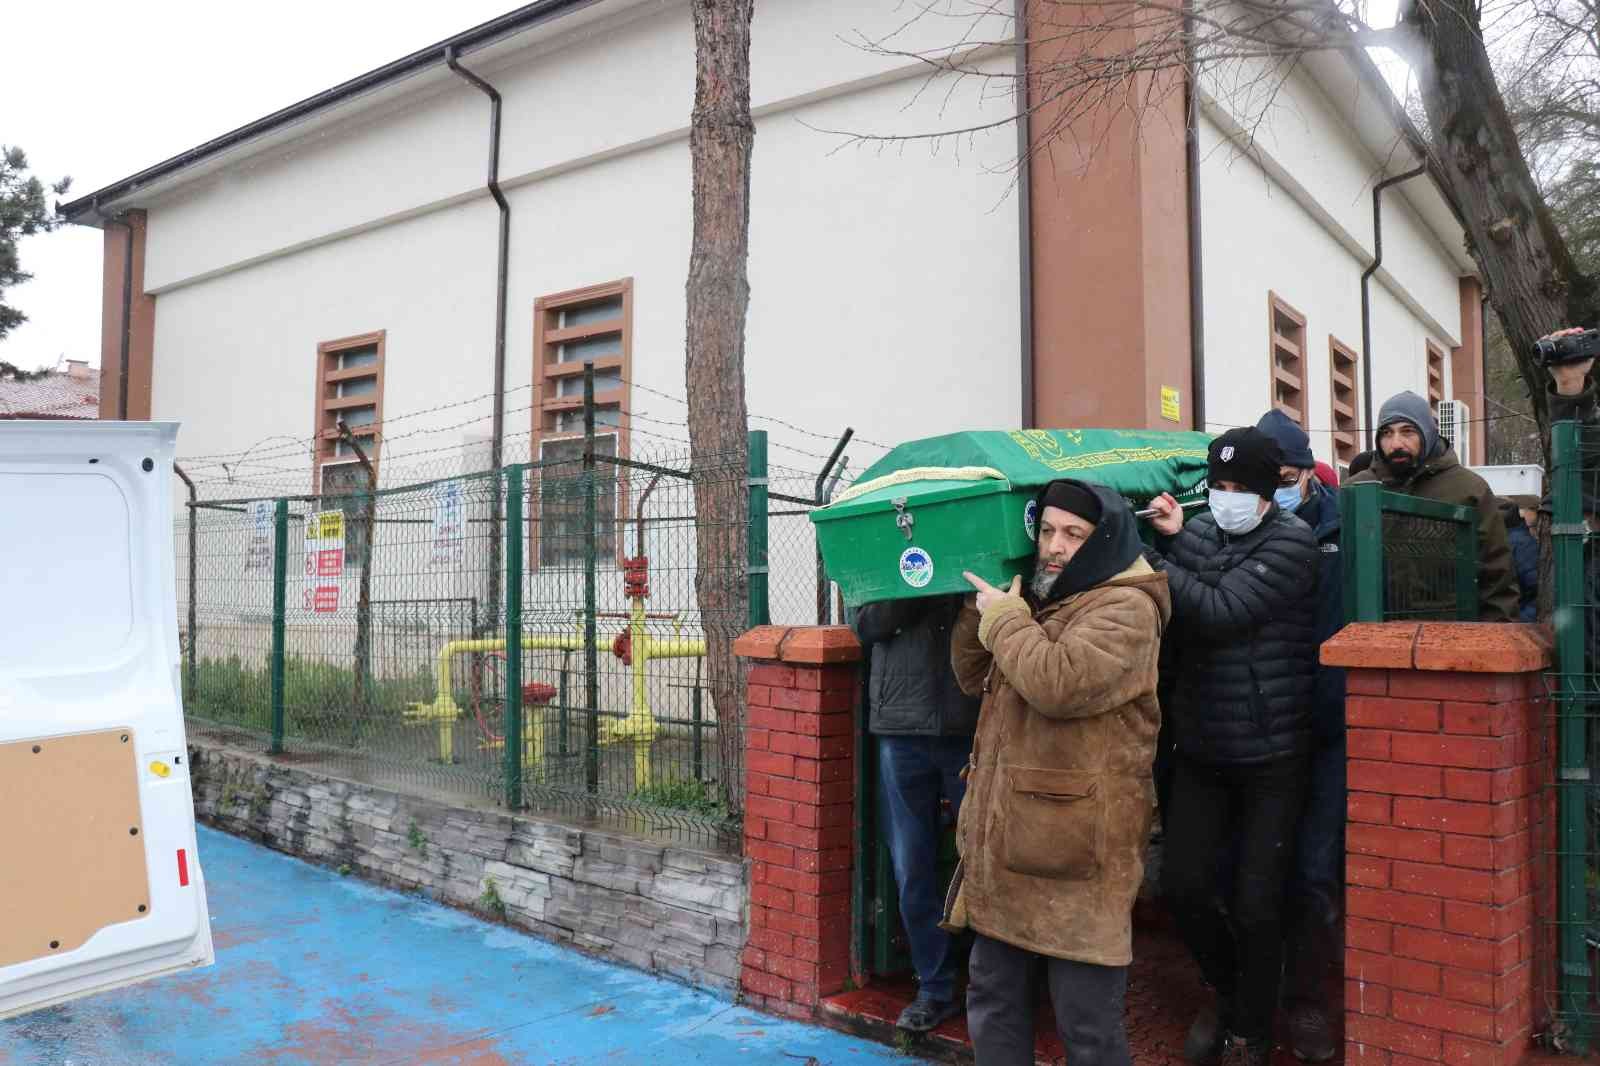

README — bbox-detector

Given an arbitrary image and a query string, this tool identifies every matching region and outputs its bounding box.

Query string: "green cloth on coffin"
[811,428,1213,604]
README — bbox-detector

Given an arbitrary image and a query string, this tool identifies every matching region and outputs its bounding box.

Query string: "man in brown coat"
[947,479,1170,1066]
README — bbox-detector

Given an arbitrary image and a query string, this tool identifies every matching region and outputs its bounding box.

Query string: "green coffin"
[811,428,1213,605]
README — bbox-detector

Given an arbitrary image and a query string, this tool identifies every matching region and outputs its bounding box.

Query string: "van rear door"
[0,420,213,1019]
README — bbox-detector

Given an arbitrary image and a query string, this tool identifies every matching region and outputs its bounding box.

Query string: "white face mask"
[1209,489,1266,535]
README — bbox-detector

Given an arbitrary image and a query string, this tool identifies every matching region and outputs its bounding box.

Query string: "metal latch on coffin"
[892,497,914,541]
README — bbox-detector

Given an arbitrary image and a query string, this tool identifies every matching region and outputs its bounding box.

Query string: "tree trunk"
[685,0,755,819]
[1407,0,1600,433]
[1407,0,1599,621]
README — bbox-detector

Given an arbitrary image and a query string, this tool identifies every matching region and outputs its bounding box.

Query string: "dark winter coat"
[1148,506,1320,765]
[1349,445,1519,622]
[852,594,979,736]
[1501,503,1539,623]
[1293,480,1347,742]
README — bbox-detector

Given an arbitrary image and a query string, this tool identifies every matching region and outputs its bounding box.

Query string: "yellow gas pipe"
[407,611,706,786]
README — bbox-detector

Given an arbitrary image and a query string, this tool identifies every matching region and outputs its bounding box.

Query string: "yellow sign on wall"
[1160,387,1182,424]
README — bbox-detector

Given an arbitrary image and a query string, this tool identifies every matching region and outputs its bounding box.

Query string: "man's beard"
[1031,558,1059,599]
[1385,448,1417,475]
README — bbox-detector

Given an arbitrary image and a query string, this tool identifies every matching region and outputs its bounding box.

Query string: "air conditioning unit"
[1437,399,1471,465]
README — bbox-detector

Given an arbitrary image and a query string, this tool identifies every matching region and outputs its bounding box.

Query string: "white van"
[0,420,213,1018]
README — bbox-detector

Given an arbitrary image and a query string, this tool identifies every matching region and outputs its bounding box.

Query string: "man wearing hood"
[946,479,1170,1066]
[1349,391,1517,621]
[1497,497,1538,623]
[1255,411,1346,1062]
[1144,427,1320,1066]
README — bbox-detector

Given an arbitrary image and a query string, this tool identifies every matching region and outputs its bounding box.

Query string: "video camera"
[1535,328,1600,366]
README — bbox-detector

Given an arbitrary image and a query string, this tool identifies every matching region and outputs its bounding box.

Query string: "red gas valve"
[521,681,557,706]
[611,628,633,666]
[623,555,650,599]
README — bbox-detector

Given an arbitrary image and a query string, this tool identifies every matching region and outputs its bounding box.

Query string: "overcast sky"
[4,0,1410,373]
[4,0,526,371]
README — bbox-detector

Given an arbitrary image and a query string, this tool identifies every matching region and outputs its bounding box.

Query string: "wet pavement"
[0,826,918,1065]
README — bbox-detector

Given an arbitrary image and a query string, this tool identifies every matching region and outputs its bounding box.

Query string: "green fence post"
[269,498,288,754]
[1452,511,1479,621]
[1552,419,1591,1049]
[504,465,524,810]
[747,430,770,628]
[1340,481,1385,623]
[583,363,600,796]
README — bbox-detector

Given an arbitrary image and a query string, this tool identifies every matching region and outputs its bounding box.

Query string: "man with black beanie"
[1145,427,1320,1066]
[947,479,1170,1065]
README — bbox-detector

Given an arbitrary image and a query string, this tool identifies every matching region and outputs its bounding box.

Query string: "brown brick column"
[731,624,861,1019]
[1322,623,1552,1066]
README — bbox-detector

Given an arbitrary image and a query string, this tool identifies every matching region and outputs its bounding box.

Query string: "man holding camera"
[1348,391,1519,621]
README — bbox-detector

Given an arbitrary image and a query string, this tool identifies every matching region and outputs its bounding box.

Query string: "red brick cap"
[1321,622,1551,673]
[733,625,863,665]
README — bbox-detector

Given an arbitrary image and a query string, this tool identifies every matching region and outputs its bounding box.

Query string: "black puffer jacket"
[853,594,979,736]
[1150,506,1320,765]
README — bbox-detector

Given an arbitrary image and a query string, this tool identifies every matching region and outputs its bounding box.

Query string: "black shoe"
[1185,1003,1227,1065]
[1219,1035,1273,1066]
[895,990,959,1033]
[1288,1003,1337,1062]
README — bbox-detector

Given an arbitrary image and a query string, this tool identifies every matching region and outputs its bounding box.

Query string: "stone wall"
[188,740,746,994]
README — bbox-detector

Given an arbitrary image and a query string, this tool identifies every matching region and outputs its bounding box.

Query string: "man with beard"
[946,479,1169,1066]
[1348,392,1517,621]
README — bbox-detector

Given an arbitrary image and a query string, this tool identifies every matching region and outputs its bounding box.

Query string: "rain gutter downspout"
[99,201,135,420]
[1014,0,1035,428]
[1360,166,1427,435]
[445,46,510,480]
[1183,0,1206,431]
[446,46,512,637]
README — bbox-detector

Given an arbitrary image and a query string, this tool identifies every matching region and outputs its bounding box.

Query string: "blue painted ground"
[1,826,919,1065]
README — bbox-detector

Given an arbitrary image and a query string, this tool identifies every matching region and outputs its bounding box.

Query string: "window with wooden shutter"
[1328,337,1359,464]
[1268,293,1308,426]
[532,280,632,569]
[1426,339,1446,410]
[312,331,384,493]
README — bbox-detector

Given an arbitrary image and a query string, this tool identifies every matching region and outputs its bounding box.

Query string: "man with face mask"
[1255,410,1346,1061]
[1143,427,1320,1066]
[947,479,1170,1066]
[1348,391,1517,621]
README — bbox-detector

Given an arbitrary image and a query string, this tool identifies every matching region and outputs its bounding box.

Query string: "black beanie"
[1039,480,1103,524]
[1207,427,1283,500]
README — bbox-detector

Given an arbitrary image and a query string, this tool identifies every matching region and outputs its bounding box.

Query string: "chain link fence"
[176,429,834,854]
[1340,481,1479,623]
[1547,420,1600,1050]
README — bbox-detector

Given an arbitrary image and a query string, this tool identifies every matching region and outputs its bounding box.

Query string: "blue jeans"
[876,734,971,1001]
[1284,734,1346,1004]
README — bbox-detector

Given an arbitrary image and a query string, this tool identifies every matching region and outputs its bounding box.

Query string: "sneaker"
[895,990,960,1033]
[1185,1003,1227,1065]
[1288,1003,1337,1062]
[1219,1035,1273,1066]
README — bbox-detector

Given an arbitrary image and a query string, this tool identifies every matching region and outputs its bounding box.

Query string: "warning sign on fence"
[302,509,345,614]
[244,500,273,573]
[428,480,465,568]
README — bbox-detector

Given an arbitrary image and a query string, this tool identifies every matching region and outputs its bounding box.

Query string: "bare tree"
[685,0,755,817]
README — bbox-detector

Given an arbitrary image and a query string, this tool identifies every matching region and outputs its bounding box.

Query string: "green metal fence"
[176,397,829,853]
[1340,480,1479,623]
[1547,420,1595,1050]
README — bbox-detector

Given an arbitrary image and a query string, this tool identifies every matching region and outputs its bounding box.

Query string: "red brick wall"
[1324,623,1553,1066]
[732,624,862,1019]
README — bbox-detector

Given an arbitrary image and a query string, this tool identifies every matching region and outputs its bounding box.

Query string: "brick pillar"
[1322,622,1552,1066]
[731,624,861,1019]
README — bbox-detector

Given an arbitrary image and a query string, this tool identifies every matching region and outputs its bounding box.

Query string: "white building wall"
[1197,84,1463,464]
[150,0,1021,633]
